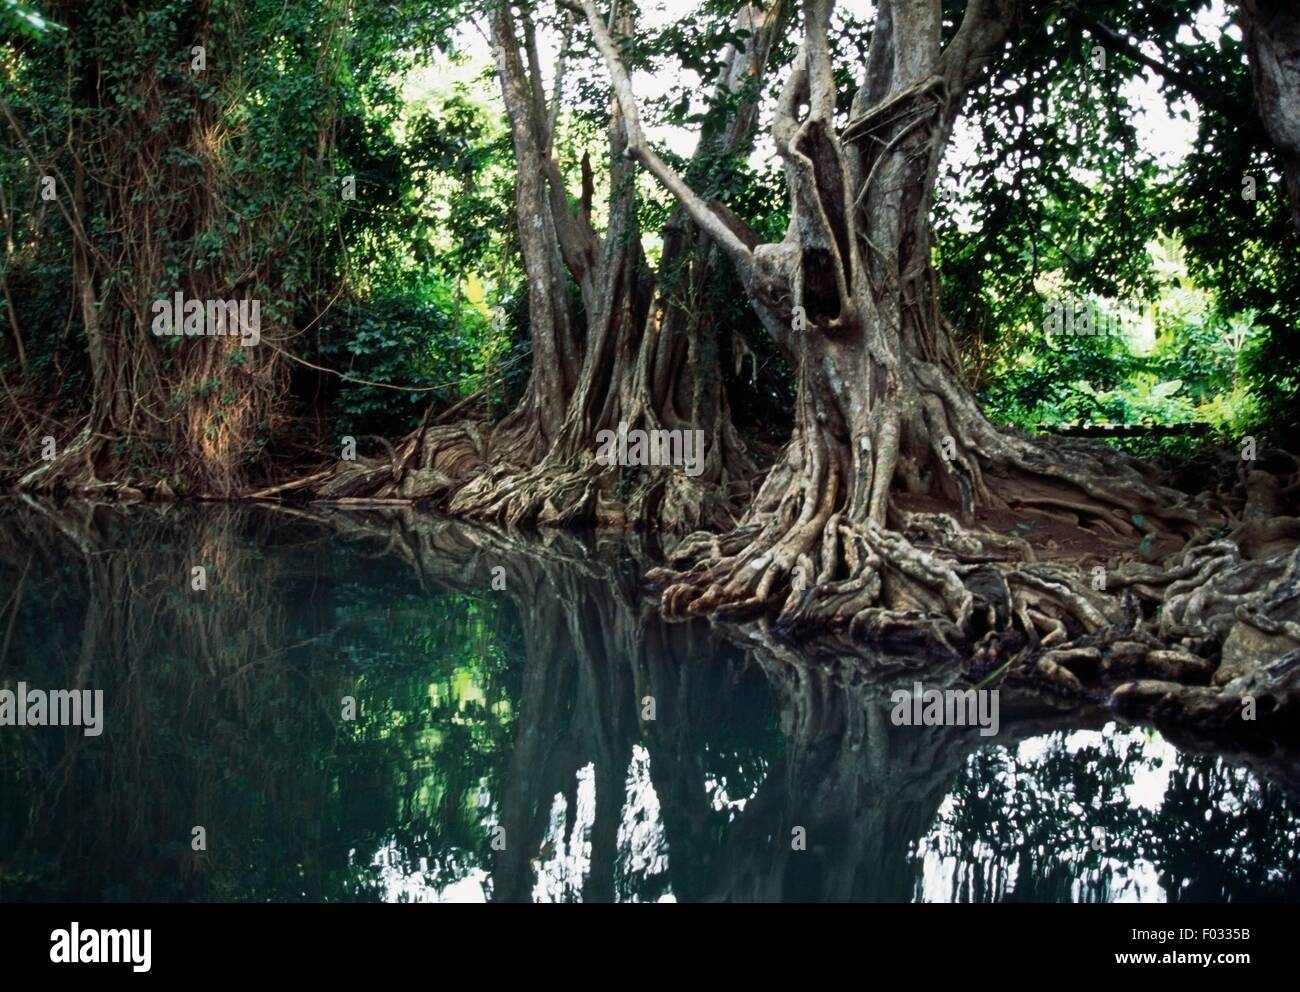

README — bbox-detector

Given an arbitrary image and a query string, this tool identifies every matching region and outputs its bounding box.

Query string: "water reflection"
[921,727,1300,902]
[0,501,1296,902]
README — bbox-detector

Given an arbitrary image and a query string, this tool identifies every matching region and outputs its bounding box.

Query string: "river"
[1,501,1296,901]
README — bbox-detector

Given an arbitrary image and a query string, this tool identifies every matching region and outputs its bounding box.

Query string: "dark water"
[1,502,1297,902]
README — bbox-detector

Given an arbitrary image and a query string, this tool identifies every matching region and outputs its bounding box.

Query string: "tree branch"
[940,0,1018,94]
[547,10,576,156]
[1062,4,1260,131]
[497,3,597,293]
[564,0,756,282]
[802,0,838,121]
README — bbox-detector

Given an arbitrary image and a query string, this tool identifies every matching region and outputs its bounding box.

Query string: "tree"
[325,0,790,533]
[550,1,1184,638]
[1240,0,1300,230]
[306,0,1300,688]
[4,0,325,496]
[1,0,461,497]
[444,0,787,532]
[540,0,1300,702]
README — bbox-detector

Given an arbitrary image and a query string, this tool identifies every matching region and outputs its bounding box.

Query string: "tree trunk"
[580,0,1205,652]
[1240,0,1300,230]
[385,1,787,533]
[16,0,291,498]
[488,1,584,458]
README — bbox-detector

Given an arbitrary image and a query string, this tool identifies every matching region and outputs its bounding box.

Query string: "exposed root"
[270,381,758,533]
[318,421,491,502]
[17,429,155,501]
[1003,541,1300,734]
[910,360,1204,539]
[648,410,1300,731]
[650,486,1122,662]
[447,449,747,532]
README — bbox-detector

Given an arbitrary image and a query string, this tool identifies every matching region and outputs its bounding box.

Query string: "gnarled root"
[648,432,1124,660]
[1099,542,1300,731]
[313,421,489,502]
[651,407,1300,734]
[448,452,610,527]
[653,515,1120,658]
[444,399,754,532]
[910,360,1203,540]
[987,536,1300,741]
[448,451,746,532]
[17,428,158,501]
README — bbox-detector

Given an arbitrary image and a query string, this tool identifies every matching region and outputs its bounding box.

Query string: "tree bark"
[488,2,583,458]
[574,0,1206,651]
[386,1,788,533]
[1240,0,1300,230]
[14,0,291,498]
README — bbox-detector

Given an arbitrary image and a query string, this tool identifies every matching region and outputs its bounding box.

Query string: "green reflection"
[0,502,1295,902]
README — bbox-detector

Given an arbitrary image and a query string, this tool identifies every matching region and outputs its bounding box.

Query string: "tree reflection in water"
[0,502,1296,902]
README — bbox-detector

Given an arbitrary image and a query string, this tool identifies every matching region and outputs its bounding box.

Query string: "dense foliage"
[1,0,1296,483]
[935,0,1300,449]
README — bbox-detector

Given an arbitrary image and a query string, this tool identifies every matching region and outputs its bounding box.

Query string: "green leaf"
[1150,379,1183,398]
